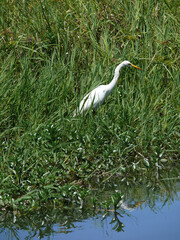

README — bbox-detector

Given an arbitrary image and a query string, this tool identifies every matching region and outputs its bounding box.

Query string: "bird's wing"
[78,85,106,113]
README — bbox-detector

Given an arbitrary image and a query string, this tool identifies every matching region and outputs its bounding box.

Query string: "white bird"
[74,60,141,116]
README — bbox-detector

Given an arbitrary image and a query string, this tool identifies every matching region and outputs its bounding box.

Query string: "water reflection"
[0,167,180,240]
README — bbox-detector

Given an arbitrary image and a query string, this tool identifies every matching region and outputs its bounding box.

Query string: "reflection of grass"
[0,0,179,211]
[0,172,179,238]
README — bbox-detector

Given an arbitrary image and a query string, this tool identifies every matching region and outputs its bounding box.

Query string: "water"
[1,177,180,240]
[58,200,180,240]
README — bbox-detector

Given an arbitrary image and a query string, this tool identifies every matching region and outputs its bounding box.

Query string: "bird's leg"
[92,108,98,115]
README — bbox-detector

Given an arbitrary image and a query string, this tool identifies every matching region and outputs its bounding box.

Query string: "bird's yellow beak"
[130,63,142,70]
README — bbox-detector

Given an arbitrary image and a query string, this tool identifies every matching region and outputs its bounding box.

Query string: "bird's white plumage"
[74,60,141,116]
[77,85,110,113]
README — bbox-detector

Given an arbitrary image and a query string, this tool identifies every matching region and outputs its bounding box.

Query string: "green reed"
[0,0,179,211]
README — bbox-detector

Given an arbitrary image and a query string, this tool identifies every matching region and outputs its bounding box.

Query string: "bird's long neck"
[107,63,123,91]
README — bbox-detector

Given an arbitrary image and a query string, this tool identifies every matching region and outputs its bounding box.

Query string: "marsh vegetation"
[0,0,179,211]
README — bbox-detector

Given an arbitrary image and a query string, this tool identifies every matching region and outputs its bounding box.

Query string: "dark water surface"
[1,174,180,240]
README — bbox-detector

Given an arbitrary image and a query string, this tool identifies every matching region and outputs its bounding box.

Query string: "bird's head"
[121,60,141,69]
[114,60,141,76]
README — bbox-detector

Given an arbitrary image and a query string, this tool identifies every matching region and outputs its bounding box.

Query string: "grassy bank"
[0,0,179,211]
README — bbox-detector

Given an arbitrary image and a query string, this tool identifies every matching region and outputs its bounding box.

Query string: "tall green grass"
[0,0,179,210]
